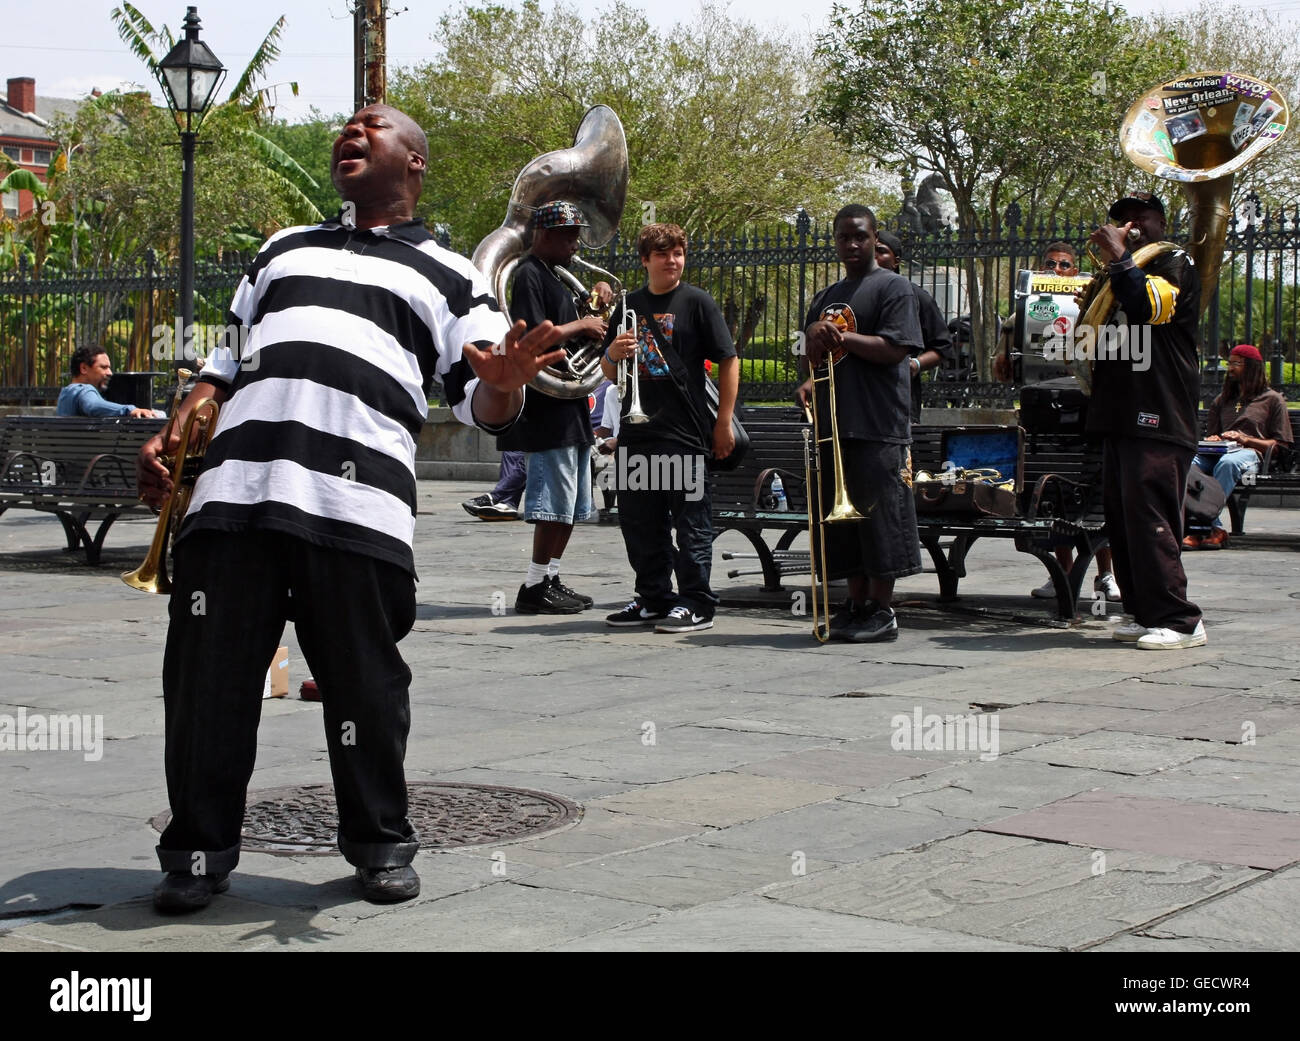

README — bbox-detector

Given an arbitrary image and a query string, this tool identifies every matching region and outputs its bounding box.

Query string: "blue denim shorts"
[524,444,594,523]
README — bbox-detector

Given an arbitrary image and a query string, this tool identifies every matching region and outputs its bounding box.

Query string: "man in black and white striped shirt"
[138,104,564,912]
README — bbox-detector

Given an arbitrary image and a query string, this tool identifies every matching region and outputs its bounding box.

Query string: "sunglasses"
[1042,259,1074,270]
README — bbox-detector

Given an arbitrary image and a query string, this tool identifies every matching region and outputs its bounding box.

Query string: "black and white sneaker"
[550,575,593,609]
[605,600,669,627]
[654,606,714,633]
[842,604,898,642]
[515,580,583,614]
[477,497,519,521]
[461,493,493,518]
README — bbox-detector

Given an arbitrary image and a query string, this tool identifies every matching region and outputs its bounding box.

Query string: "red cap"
[1230,344,1263,362]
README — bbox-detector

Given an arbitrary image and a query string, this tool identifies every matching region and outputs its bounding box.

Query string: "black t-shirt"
[805,267,922,444]
[497,254,594,452]
[603,282,736,453]
[909,282,953,423]
[1086,247,1201,448]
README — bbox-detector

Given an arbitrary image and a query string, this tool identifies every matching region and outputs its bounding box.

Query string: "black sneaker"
[515,580,583,614]
[827,598,867,640]
[654,605,714,633]
[153,871,230,914]
[550,575,593,609]
[606,600,669,627]
[842,604,898,643]
[461,493,493,518]
[477,498,519,521]
[355,864,420,903]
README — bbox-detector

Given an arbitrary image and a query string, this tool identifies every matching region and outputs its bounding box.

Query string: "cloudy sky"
[5,0,1289,122]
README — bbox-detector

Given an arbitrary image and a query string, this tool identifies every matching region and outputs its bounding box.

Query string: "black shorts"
[817,439,922,581]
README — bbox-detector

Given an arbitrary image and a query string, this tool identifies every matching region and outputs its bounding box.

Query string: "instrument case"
[1020,376,1089,435]
[914,425,1023,517]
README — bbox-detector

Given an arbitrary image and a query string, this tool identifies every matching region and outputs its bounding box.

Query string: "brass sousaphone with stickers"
[1073,72,1289,393]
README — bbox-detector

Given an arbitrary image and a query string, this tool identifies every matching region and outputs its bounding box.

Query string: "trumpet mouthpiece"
[1126,227,1141,242]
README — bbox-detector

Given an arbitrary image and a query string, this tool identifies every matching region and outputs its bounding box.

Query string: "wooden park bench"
[0,415,165,563]
[714,410,1107,620]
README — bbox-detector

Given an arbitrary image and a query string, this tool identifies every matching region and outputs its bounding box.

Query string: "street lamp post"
[158,6,224,369]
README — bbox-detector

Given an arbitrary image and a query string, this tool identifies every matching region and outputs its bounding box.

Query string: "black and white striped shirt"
[180,216,511,573]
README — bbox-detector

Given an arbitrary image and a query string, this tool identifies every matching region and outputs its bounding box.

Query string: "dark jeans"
[617,447,717,616]
[157,530,418,875]
[493,450,526,507]
[1102,436,1201,633]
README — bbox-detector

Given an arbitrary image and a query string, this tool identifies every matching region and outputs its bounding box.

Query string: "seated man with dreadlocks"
[1184,343,1292,550]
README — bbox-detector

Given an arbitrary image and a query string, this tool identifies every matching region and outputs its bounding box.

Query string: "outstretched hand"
[462,319,567,393]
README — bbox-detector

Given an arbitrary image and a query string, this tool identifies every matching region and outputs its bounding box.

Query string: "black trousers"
[1102,436,1201,633]
[617,449,717,616]
[157,531,417,875]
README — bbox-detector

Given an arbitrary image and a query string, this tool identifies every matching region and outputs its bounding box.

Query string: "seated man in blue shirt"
[57,345,162,418]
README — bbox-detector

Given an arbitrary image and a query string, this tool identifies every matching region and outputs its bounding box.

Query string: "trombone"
[617,304,649,425]
[122,369,219,594]
[801,350,862,643]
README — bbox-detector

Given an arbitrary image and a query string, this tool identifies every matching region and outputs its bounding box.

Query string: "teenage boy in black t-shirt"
[503,201,612,614]
[796,205,924,642]
[873,229,952,423]
[600,222,739,632]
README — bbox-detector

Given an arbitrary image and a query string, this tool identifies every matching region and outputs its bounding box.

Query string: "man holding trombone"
[797,205,923,642]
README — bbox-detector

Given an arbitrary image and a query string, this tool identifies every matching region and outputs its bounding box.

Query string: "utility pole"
[353,0,386,112]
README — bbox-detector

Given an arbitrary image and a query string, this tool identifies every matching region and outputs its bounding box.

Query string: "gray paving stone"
[1124,866,1300,951]
[768,830,1260,950]
[1197,725,1300,765]
[489,727,834,785]
[1011,731,1207,775]
[1133,661,1294,690]
[982,790,1300,869]
[590,771,849,827]
[996,700,1160,735]
[521,837,835,910]
[878,663,1134,706]
[736,746,944,789]
[1110,757,1300,814]
[843,758,1116,823]
[552,895,1043,951]
[1046,678,1225,711]
[703,799,971,863]
[1105,693,1300,745]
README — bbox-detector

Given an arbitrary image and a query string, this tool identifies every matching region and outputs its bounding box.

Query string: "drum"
[1012,270,1093,383]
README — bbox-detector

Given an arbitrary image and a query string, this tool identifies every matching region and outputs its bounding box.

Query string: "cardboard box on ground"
[263,646,289,699]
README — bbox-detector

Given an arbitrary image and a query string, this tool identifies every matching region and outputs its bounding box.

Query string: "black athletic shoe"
[153,871,230,914]
[550,575,593,609]
[654,606,714,633]
[843,605,898,642]
[515,580,583,614]
[461,493,493,518]
[355,865,420,903]
[605,600,669,627]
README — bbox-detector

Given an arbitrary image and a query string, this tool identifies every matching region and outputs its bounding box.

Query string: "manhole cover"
[152,782,582,856]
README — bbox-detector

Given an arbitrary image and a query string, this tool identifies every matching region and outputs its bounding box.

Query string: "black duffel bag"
[1020,376,1088,435]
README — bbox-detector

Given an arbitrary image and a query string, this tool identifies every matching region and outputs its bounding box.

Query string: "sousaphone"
[472,105,629,399]
[1073,72,1289,392]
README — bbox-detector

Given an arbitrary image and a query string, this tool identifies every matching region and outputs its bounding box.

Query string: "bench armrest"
[0,451,56,487]
[75,452,135,495]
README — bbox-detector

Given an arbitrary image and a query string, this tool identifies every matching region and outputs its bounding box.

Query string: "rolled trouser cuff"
[156,841,241,876]
[338,834,419,869]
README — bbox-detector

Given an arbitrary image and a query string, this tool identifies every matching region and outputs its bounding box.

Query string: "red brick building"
[1,77,81,218]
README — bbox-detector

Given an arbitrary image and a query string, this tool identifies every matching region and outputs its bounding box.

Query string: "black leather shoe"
[514,580,582,614]
[355,864,420,903]
[550,575,593,609]
[153,871,230,914]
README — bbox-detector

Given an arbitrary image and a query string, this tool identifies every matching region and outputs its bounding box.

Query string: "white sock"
[525,561,548,587]
[547,558,561,580]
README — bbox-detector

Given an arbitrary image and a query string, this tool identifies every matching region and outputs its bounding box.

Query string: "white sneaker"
[1136,621,1207,650]
[1030,578,1056,598]
[1094,573,1121,600]
[1112,618,1149,643]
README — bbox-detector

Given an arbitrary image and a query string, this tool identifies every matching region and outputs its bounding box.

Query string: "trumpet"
[617,304,649,425]
[802,350,863,643]
[121,369,219,594]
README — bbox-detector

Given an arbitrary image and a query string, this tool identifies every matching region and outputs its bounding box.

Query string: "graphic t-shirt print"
[817,303,856,363]
[638,313,673,377]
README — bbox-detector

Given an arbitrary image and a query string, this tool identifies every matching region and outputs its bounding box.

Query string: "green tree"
[814,0,1186,372]
[390,0,862,251]
[260,108,349,222]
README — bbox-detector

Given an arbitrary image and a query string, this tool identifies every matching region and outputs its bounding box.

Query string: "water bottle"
[771,473,788,511]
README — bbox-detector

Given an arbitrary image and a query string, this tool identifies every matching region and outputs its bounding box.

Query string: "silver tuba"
[471,105,629,399]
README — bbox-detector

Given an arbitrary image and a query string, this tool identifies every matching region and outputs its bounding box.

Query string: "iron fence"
[4,208,1299,407]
